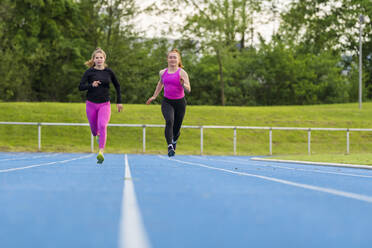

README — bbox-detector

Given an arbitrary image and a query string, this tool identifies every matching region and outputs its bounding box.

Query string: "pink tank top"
[162,68,185,99]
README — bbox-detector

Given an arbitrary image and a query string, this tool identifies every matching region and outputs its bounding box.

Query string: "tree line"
[0,0,371,106]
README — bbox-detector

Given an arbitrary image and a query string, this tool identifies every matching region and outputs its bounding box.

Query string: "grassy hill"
[1,102,372,164]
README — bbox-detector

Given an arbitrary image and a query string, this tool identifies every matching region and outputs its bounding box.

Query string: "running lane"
[0,152,125,248]
[128,154,372,248]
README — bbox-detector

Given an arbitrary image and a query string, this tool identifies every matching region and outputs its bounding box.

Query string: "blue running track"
[1,152,372,248]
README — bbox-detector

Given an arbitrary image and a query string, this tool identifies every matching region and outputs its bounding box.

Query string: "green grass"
[1,102,372,165]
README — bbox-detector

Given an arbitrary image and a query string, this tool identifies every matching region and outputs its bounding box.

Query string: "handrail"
[0,121,370,155]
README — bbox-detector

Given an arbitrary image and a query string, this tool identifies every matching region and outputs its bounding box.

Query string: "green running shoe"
[97,151,104,164]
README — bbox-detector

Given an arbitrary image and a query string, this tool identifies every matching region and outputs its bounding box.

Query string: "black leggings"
[161,97,186,145]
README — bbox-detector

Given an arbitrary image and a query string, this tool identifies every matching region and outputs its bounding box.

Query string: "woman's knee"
[98,123,108,132]
[165,119,174,127]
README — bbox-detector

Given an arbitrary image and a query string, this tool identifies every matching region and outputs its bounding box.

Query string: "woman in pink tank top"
[146,48,191,157]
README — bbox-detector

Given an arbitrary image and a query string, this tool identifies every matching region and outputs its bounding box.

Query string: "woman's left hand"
[180,73,191,93]
[117,104,123,112]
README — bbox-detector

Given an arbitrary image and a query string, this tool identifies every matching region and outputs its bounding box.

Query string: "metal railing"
[1,121,372,155]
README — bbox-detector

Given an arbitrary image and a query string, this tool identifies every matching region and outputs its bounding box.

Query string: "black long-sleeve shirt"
[79,67,122,104]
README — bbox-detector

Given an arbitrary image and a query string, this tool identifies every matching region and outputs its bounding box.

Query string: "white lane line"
[159,156,372,204]
[189,156,372,179]
[119,154,151,248]
[0,152,27,159]
[189,155,208,160]
[0,153,60,162]
[251,157,372,170]
[0,154,94,173]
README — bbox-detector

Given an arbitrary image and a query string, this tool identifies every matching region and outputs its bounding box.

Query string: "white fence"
[1,121,371,155]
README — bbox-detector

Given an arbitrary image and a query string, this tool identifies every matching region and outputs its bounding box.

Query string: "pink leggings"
[86,101,111,149]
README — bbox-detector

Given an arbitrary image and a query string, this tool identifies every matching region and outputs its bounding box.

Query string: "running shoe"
[97,151,104,164]
[168,144,175,157]
[172,141,177,151]
[172,138,178,151]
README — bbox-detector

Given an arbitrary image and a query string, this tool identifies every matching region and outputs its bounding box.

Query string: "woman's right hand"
[92,81,101,87]
[146,96,156,105]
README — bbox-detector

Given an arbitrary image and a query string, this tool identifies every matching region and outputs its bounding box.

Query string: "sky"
[134,0,293,43]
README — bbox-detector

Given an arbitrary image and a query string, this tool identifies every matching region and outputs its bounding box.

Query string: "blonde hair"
[85,47,108,68]
[168,48,184,68]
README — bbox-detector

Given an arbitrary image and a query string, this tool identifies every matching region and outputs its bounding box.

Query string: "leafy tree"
[0,0,32,100]
[248,41,350,105]
[280,0,372,101]
[281,0,371,53]
[165,0,263,105]
[0,0,86,101]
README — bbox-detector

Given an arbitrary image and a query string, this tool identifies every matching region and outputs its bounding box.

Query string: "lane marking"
[159,156,372,203]
[251,157,372,170]
[0,152,27,159]
[119,154,151,248]
[189,156,372,179]
[0,153,60,162]
[0,154,94,173]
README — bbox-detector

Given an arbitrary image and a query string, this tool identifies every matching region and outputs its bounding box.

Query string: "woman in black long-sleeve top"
[79,47,123,164]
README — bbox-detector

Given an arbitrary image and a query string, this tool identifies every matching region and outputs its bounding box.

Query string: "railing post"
[200,126,203,155]
[38,123,41,152]
[346,129,350,154]
[269,128,272,155]
[233,127,237,155]
[308,128,311,155]
[91,134,94,153]
[143,125,146,153]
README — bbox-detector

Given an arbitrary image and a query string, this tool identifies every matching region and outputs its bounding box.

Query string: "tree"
[163,0,263,105]
[279,0,372,100]
[281,0,371,54]
[0,0,87,101]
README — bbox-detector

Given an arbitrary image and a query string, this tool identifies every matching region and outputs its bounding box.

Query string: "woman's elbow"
[78,85,86,91]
